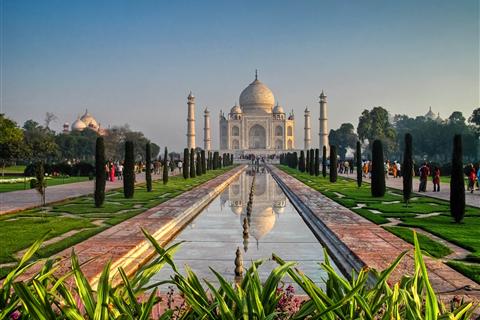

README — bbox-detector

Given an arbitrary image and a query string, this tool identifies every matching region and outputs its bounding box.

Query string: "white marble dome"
[230,104,242,114]
[71,118,87,131]
[273,104,284,114]
[239,78,275,114]
[80,110,99,129]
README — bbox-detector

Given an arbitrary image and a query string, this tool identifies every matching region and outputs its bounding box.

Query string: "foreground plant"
[1,230,477,319]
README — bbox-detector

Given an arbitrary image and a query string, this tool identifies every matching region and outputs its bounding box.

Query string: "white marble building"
[219,73,295,155]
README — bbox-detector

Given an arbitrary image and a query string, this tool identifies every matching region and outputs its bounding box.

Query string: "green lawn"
[0,165,26,174]
[279,165,480,283]
[0,166,235,274]
[0,176,90,193]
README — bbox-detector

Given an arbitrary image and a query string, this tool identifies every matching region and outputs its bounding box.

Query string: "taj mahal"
[186,72,329,156]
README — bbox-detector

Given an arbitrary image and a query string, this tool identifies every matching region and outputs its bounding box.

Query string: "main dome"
[239,78,275,114]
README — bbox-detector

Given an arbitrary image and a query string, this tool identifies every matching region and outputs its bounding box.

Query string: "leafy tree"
[371,140,386,197]
[314,149,320,176]
[190,148,196,178]
[123,141,135,198]
[183,148,189,179]
[0,114,25,175]
[450,135,465,223]
[448,111,466,124]
[328,123,358,159]
[322,146,327,178]
[329,146,337,183]
[94,137,106,207]
[145,142,152,192]
[402,134,413,205]
[357,107,396,155]
[163,147,169,184]
[356,141,362,187]
[469,107,480,126]
[34,161,47,207]
[44,112,57,129]
[23,120,58,161]
[298,150,305,172]
[104,125,159,161]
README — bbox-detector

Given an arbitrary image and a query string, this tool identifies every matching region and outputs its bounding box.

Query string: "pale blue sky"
[1,0,478,150]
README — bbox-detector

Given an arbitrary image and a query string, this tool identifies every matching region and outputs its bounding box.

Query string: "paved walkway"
[20,166,245,287]
[0,171,181,215]
[269,166,480,303]
[339,172,479,208]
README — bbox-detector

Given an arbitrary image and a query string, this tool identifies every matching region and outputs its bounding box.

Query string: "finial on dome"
[429,106,432,112]
[305,106,309,112]
[255,69,258,80]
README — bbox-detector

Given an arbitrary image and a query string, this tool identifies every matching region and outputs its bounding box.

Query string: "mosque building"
[62,109,107,135]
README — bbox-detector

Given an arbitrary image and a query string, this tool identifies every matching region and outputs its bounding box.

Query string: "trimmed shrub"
[322,146,327,177]
[34,161,46,206]
[293,152,298,169]
[299,150,306,172]
[356,141,362,188]
[329,145,337,183]
[371,139,386,197]
[314,148,320,176]
[183,148,189,179]
[309,149,315,176]
[163,147,169,184]
[196,152,202,176]
[145,142,152,192]
[201,150,206,174]
[123,141,135,198]
[450,134,465,223]
[305,151,310,172]
[190,148,196,178]
[403,134,413,204]
[94,137,106,207]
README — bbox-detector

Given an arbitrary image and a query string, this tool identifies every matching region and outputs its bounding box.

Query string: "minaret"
[187,92,196,149]
[319,90,329,153]
[203,107,211,151]
[304,107,311,150]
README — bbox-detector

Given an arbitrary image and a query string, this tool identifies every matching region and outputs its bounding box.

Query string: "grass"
[0,175,89,193]
[0,165,26,174]
[383,226,453,258]
[0,166,235,274]
[446,261,480,284]
[279,165,480,283]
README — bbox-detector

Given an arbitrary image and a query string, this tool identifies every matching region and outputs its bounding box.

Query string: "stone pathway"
[20,166,246,288]
[269,166,480,303]
[0,171,179,216]
[339,173,480,208]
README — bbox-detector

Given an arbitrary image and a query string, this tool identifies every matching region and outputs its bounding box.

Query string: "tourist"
[396,161,401,177]
[177,160,183,174]
[343,160,349,175]
[477,164,480,191]
[432,166,440,192]
[468,164,476,194]
[392,161,398,178]
[384,161,390,179]
[105,162,110,181]
[418,162,429,192]
[110,163,116,182]
[117,162,123,180]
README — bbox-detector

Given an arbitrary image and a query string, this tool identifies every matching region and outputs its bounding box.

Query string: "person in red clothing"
[432,166,440,192]
[468,165,477,194]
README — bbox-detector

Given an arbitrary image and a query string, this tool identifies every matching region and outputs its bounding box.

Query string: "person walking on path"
[110,162,116,182]
[476,164,480,191]
[392,161,398,178]
[468,164,477,194]
[177,160,183,175]
[343,160,349,175]
[117,162,123,180]
[418,162,430,192]
[432,166,440,192]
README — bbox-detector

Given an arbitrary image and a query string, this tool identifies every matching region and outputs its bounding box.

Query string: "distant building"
[425,106,443,123]
[63,109,107,135]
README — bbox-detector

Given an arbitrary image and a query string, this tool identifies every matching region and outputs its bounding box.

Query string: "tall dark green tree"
[207,151,212,170]
[213,152,219,170]
[371,140,385,197]
[299,150,306,172]
[306,150,310,173]
[314,149,320,176]
[322,146,327,178]
[94,137,106,207]
[196,151,202,176]
[402,134,413,205]
[189,148,195,177]
[450,134,465,223]
[309,149,315,176]
[329,146,337,183]
[35,161,47,207]
[163,147,169,184]
[293,152,298,169]
[183,148,189,179]
[123,141,135,198]
[201,150,206,174]
[356,141,362,188]
[145,142,152,192]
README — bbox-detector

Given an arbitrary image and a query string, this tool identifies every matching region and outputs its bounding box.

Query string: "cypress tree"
[329,145,337,183]
[162,147,169,184]
[183,148,189,179]
[293,152,298,169]
[230,154,234,165]
[322,146,327,178]
[213,152,219,169]
[402,134,413,204]
[208,151,212,170]
[201,150,206,174]
[219,155,223,169]
[450,134,465,223]
[314,148,320,176]
[371,139,386,197]
[196,152,202,176]
[306,150,310,173]
[145,142,152,192]
[123,141,135,198]
[309,149,315,175]
[190,148,196,178]
[356,141,362,188]
[299,150,306,172]
[94,136,106,207]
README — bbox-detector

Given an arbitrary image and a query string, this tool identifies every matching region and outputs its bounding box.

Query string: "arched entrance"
[249,124,266,149]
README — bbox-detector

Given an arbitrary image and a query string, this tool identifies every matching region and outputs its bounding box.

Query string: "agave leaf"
[93,260,111,320]
[141,228,180,273]
[71,250,95,318]
[139,288,160,320]
[209,267,242,310]
[205,280,235,320]
[0,299,20,320]
[118,267,141,315]
[12,281,50,320]
[261,261,296,311]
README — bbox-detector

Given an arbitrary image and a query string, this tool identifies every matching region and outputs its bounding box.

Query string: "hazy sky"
[1,0,478,151]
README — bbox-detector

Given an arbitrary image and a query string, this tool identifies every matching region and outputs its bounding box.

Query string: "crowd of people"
[103,159,182,182]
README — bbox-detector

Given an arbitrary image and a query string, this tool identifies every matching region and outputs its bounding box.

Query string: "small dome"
[71,119,87,131]
[239,77,275,114]
[425,106,436,120]
[231,205,243,215]
[273,104,284,114]
[230,104,242,114]
[80,109,99,129]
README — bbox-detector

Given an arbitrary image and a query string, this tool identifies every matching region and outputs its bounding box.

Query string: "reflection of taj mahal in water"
[220,168,287,243]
